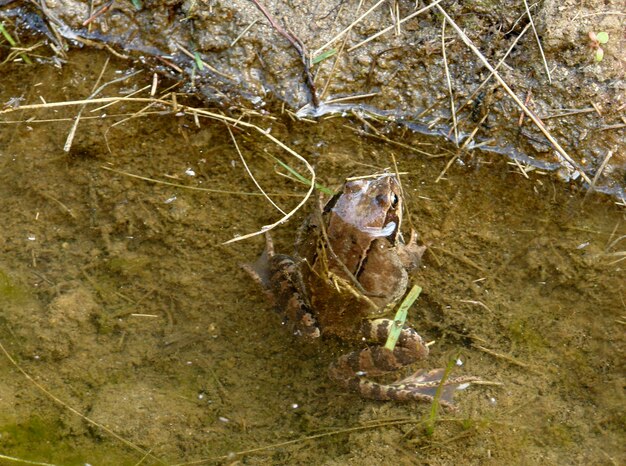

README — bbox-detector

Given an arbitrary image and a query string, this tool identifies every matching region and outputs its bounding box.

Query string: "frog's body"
[247,174,478,408]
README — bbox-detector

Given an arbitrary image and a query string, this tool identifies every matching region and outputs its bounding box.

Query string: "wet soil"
[2,0,625,197]
[0,49,624,465]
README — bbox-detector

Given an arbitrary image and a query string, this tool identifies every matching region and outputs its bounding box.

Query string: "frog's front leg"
[243,234,320,339]
[328,319,476,408]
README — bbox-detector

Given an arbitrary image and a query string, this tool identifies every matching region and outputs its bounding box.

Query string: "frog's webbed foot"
[329,319,428,380]
[328,318,478,408]
[243,234,321,339]
[242,233,276,291]
[397,229,427,271]
[379,369,481,409]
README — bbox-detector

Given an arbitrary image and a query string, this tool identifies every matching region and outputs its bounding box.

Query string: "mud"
[2,0,625,197]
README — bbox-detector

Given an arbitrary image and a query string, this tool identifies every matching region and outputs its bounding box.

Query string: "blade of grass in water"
[384,284,422,351]
[269,154,333,195]
[0,23,33,64]
[425,356,457,436]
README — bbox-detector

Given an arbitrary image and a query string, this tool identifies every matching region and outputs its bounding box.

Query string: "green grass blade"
[312,48,337,65]
[268,154,333,195]
[0,23,33,64]
[384,284,422,351]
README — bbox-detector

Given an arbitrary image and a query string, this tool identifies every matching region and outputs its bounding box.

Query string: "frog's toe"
[338,368,481,409]
[328,342,427,382]
[389,368,481,408]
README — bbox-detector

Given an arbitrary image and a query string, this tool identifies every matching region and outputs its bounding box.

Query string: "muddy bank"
[2,0,625,198]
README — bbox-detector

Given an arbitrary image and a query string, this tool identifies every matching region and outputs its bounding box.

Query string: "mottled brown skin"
[247,174,478,408]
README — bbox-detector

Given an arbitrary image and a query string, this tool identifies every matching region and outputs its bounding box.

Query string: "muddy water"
[0,51,623,465]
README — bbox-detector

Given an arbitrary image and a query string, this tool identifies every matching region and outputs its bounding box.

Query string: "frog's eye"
[390,193,399,209]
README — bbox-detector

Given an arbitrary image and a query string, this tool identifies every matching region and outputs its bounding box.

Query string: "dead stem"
[441,18,458,146]
[523,0,551,83]
[431,246,486,273]
[0,340,162,464]
[435,151,460,183]
[312,0,386,57]
[61,70,143,149]
[0,111,165,125]
[542,107,596,120]
[249,0,319,107]
[319,1,364,100]
[174,42,233,79]
[100,165,297,197]
[509,157,532,179]
[452,22,531,123]
[0,95,314,242]
[40,192,77,219]
[459,299,495,315]
[584,149,614,201]
[348,0,444,52]
[435,4,591,184]
[82,0,114,27]
[605,225,625,251]
[64,56,111,152]
[0,453,58,466]
[324,92,380,104]
[460,112,490,151]
[342,124,445,158]
[172,417,468,466]
[94,84,152,113]
[230,19,259,47]
[473,344,542,373]
[518,90,533,127]
[226,124,287,215]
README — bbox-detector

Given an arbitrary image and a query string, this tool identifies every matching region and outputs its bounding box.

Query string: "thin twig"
[226,124,287,215]
[435,4,590,184]
[0,453,58,466]
[541,107,595,120]
[174,42,233,79]
[0,94,315,243]
[64,57,111,152]
[342,124,444,158]
[459,299,494,315]
[249,0,319,106]
[230,19,259,47]
[460,112,489,151]
[348,0,444,52]
[100,166,297,197]
[523,0,551,83]
[0,340,161,463]
[82,0,114,26]
[441,18,458,146]
[452,22,531,120]
[325,92,379,104]
[473,344,539,372]
[435,152,460,183]
[312,0,386,57]
[584,150,614,201]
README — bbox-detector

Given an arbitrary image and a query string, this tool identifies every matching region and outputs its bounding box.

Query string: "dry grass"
[0,91,316,245]
[0,340,161,464]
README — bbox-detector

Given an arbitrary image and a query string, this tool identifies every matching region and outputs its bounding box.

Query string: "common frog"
[247,174,477,408]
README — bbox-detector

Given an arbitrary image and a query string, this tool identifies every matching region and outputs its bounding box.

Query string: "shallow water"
[0,50,624,465]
